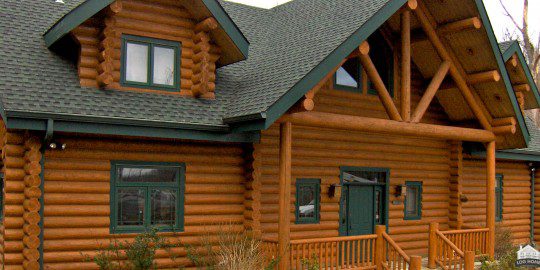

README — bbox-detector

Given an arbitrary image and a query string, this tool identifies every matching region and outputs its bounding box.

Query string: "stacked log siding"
[72,0,221,97]
[534,169,540,243]
[257,71,452,256]
[461,158,531,244]
[40,136,246,269]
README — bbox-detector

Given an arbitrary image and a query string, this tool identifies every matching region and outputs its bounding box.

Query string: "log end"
[472,17,482,29]
[359,41,370,55]
[407,0,418,10]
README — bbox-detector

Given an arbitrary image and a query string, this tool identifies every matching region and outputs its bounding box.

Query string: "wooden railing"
[381,229,421,270]
[262,225,421,270]
[428,222,478,270]
[442,228,489,258]
[261,239,280,266]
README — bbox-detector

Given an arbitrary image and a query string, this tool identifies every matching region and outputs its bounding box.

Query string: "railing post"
[428,222,438,269]
[410,256,422,270]
[375,225,385,270]
[464,251,475,270]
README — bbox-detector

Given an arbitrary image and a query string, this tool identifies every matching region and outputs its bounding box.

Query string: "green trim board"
[338,166,390,236]
[495,174,503,222]
[295,178,321,224]
[5,117,259,143]
[403,181,422,220]
[110,161,186,233]
[254,0,408,130]
[471,150,540,162]
[502,41,540,109]
[38,147,45,269]
[473,0,530,145]
[43,0,249,62]
[120,35,182,92]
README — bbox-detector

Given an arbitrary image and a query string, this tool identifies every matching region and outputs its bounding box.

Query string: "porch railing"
[262,225,421,270]
[428,222,479,270]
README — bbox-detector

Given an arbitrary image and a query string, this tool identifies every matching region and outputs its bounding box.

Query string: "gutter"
[39,119,53,269]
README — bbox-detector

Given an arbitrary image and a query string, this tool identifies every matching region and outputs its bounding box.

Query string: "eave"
[502,40,540,110]
[43,0,249,65]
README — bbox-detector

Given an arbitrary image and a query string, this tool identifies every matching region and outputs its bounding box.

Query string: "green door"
[346,185,375,235]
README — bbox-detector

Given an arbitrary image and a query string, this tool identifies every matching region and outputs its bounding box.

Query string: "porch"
[262,223,489,270]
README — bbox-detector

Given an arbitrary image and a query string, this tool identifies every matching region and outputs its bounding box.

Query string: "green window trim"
[404,181,422,220]
[496,174,503,222]
[120,35,182,92]
[110,161,185,234]
[295,178,321,224]
[333,60,363,93]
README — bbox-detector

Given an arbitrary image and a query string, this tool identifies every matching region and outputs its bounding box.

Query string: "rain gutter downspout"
[39,119,53,269]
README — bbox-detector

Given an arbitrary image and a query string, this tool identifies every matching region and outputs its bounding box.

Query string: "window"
[110,161,185,233]
[295,179,320,224]
[404,181,422,220]
[121,35,181,91]
[333,31,393,96]
[496,174,503,221]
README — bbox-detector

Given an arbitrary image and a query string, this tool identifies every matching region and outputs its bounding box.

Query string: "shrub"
[185,224,278,270]
[300,254,320,270]
[85,228,177,270]
[479,224,527,270]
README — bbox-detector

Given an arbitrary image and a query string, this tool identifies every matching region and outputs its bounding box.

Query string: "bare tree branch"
[498,0,523,32]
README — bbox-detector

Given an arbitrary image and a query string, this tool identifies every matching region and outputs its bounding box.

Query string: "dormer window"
[121,35,181,91]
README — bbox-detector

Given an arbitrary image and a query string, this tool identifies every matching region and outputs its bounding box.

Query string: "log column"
[486,141,496,258]
[400,9,411,121]
[22,136,42,270]
[192,18,219,98]
[278,122,292,270]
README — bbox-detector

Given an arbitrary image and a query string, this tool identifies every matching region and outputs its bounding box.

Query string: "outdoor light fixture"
[395,185,406,198]
[328,184,342,198]
[48,142,66,150]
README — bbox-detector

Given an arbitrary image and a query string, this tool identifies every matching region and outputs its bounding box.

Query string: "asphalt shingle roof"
[507,113,540,155]
[1,0,390,130]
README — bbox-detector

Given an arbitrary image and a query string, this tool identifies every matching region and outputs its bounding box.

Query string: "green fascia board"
[471,150,540,162]
[44,0,115,47]
[6,117,259,143]
[43,0,249,60]
[502,41,540,109]
[259,0,408,129]
[201,0,249,59]
[474,0,530,145]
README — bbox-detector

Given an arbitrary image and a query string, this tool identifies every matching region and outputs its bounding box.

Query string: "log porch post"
[400,9,411,121]
[278,121,292,269]
[486,141,496,258]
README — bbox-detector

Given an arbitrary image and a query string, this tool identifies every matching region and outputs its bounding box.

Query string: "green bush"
[85,228,177,270]
[300,254,320,270]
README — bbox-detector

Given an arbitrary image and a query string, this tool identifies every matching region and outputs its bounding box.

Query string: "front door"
[347,185,375,235]
[340,167,388,236]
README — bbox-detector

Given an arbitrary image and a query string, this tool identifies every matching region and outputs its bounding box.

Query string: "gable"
[44,0,248,66]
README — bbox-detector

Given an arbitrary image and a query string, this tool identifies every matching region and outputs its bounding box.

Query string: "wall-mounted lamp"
[48,141,66,150]
[328,184,342,198]
[459,194,469,203]
[395,185,406,198]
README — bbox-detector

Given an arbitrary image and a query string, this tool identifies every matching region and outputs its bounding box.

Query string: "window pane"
[336,59,360,88]
[125,43,149,83]
[153,46,175,86]
[343,171,386,184]
[151,189,177,226]
[298,186,315,218]
[118,166,178,183]
[117,188,145,226]
[406,187,418,215]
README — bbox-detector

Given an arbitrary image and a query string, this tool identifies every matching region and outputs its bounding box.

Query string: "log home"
[0,0,539,269]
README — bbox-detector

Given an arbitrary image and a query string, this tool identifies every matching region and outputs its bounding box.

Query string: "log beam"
[358,42,403,121]
[411,61,450,122]
[401,9,412,121]
[467,70,500,85]
[283,111,496,143]
[437,17,482,35]
[491,117,516,127]
[277,122,292,270]
[492,124,516,135]
[486,141,496,258]
[513,84,531,92]
[195,17,218,33]
[302,58,347,112]
[413,4,492,131]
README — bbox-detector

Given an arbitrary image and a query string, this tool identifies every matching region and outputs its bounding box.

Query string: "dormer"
[44,0,249,99]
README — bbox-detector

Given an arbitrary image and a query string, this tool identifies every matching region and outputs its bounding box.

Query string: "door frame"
[338,166,390,236]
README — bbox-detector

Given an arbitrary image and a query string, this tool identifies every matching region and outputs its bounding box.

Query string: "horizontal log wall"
[0,126,42,270]
[258,67,452,256]
[40,135,246,269]
[534,169,539,243]
[72,0,220,98]
[461,158,531,244]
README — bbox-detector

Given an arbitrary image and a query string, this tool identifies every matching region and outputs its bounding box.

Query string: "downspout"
[39,119,54,269]
[530,163,536,245]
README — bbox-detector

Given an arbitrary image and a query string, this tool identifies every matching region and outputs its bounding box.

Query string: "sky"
[226,0,540,43]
